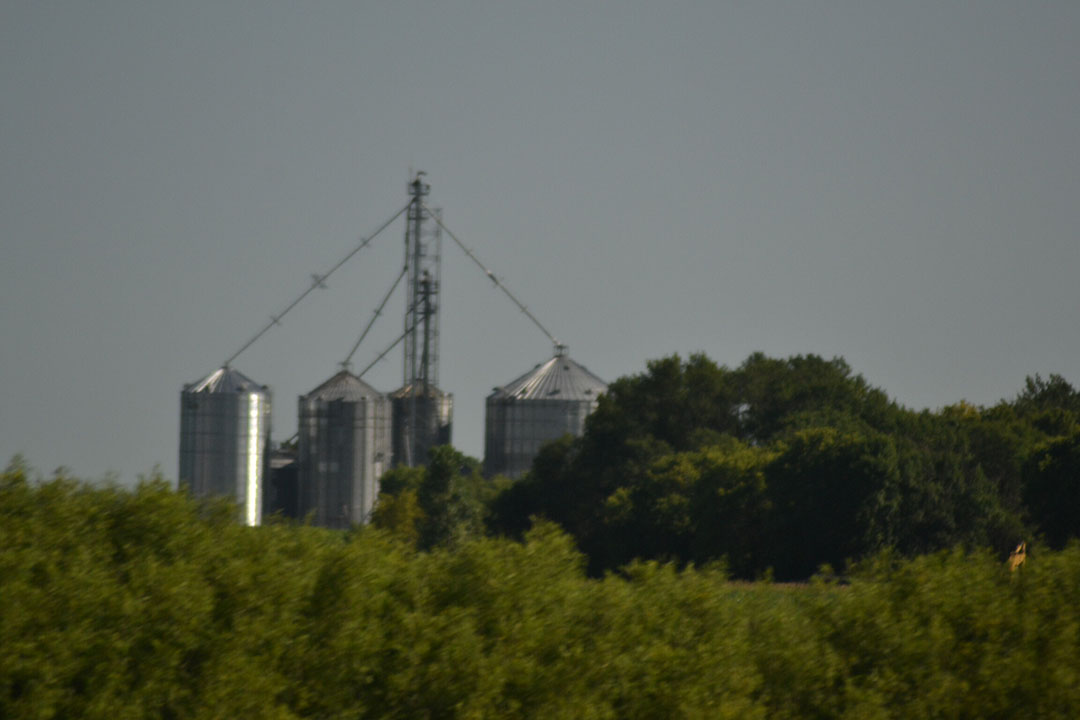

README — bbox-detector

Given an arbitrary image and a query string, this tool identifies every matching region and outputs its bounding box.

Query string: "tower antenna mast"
[401,171,443,465]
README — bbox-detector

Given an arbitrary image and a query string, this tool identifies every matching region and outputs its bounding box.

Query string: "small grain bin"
[390,384,453,468]
[484,346,606,478]
[179,366,272,526]
[298,369,391,528]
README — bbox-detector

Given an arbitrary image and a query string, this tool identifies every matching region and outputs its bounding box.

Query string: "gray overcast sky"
[2,2,1078,484]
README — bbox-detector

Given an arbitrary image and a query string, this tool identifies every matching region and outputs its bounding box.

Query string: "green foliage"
[734,352,897,443]
[6,471,1080,717]
[0,468,341,718]
[369,486,423,545]
[764,428,901,580]
[490,352,1078,580]
[371,446,497,551]
[596,441,775,576]
[1023,431,1080,548]
[1012,373,1080,436]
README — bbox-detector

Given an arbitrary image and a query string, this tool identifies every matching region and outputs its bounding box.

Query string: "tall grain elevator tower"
[391,173,453,466]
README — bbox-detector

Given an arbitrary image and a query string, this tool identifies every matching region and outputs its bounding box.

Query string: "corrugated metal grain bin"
[484,348,606,479]
[390,384,452,467]
[298,370,391,528]
[179,366,272,526]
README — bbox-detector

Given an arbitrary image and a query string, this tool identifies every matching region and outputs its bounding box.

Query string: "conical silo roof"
[390,382,451,399]
[304,369,383,401]
[490,350,607,401]
[185,366,266,394]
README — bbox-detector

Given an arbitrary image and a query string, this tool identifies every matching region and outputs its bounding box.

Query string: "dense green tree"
[7,466,1080,718]
[585,439,775,575]
[490,353,909,576]
[734,352,898,443]
[486,434,577,540]
[763,428,900,579]
[372,446,497,550]
[1023,430,1080,548]
[875,405,1029,557]
[1013,373,1080,415]
[369,485,423,545]
[1011,373,1080,437]
[416,446,491,549]
[584,354,739,456]
[488,352,1071,578]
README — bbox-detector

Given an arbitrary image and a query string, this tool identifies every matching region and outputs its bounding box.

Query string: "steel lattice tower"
[395,171,448,466]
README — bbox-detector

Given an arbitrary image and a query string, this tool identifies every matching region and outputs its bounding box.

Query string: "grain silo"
[390,384,452,467]
[484,346,607,479]
[298,369,391,528]
[179,366,272,526]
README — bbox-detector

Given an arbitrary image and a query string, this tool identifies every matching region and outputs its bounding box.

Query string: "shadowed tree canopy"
[372,445,500,550]
[488,353,1079,579]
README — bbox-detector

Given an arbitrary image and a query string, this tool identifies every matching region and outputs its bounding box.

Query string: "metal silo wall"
[390,391,453,467]
[179,386,271,526]
[298,394,391,528]
[483,399,507,478]
[483,396,598,479]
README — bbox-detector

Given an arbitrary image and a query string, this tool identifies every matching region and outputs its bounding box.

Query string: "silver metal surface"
[179,366,272,526]
[298,370,391,528]
[390,384,452,467]
[484,349,607,478]
[399,174,446,465]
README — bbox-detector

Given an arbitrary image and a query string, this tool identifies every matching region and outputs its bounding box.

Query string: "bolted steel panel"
[390,383,453,468]
[484,351,606,479]
[298,370,391,528]
[179,366,271,526]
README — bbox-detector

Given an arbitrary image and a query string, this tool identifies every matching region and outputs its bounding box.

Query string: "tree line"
[5,467,1080,718]
[375,352,1080,580]
[5,351,1080,716]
